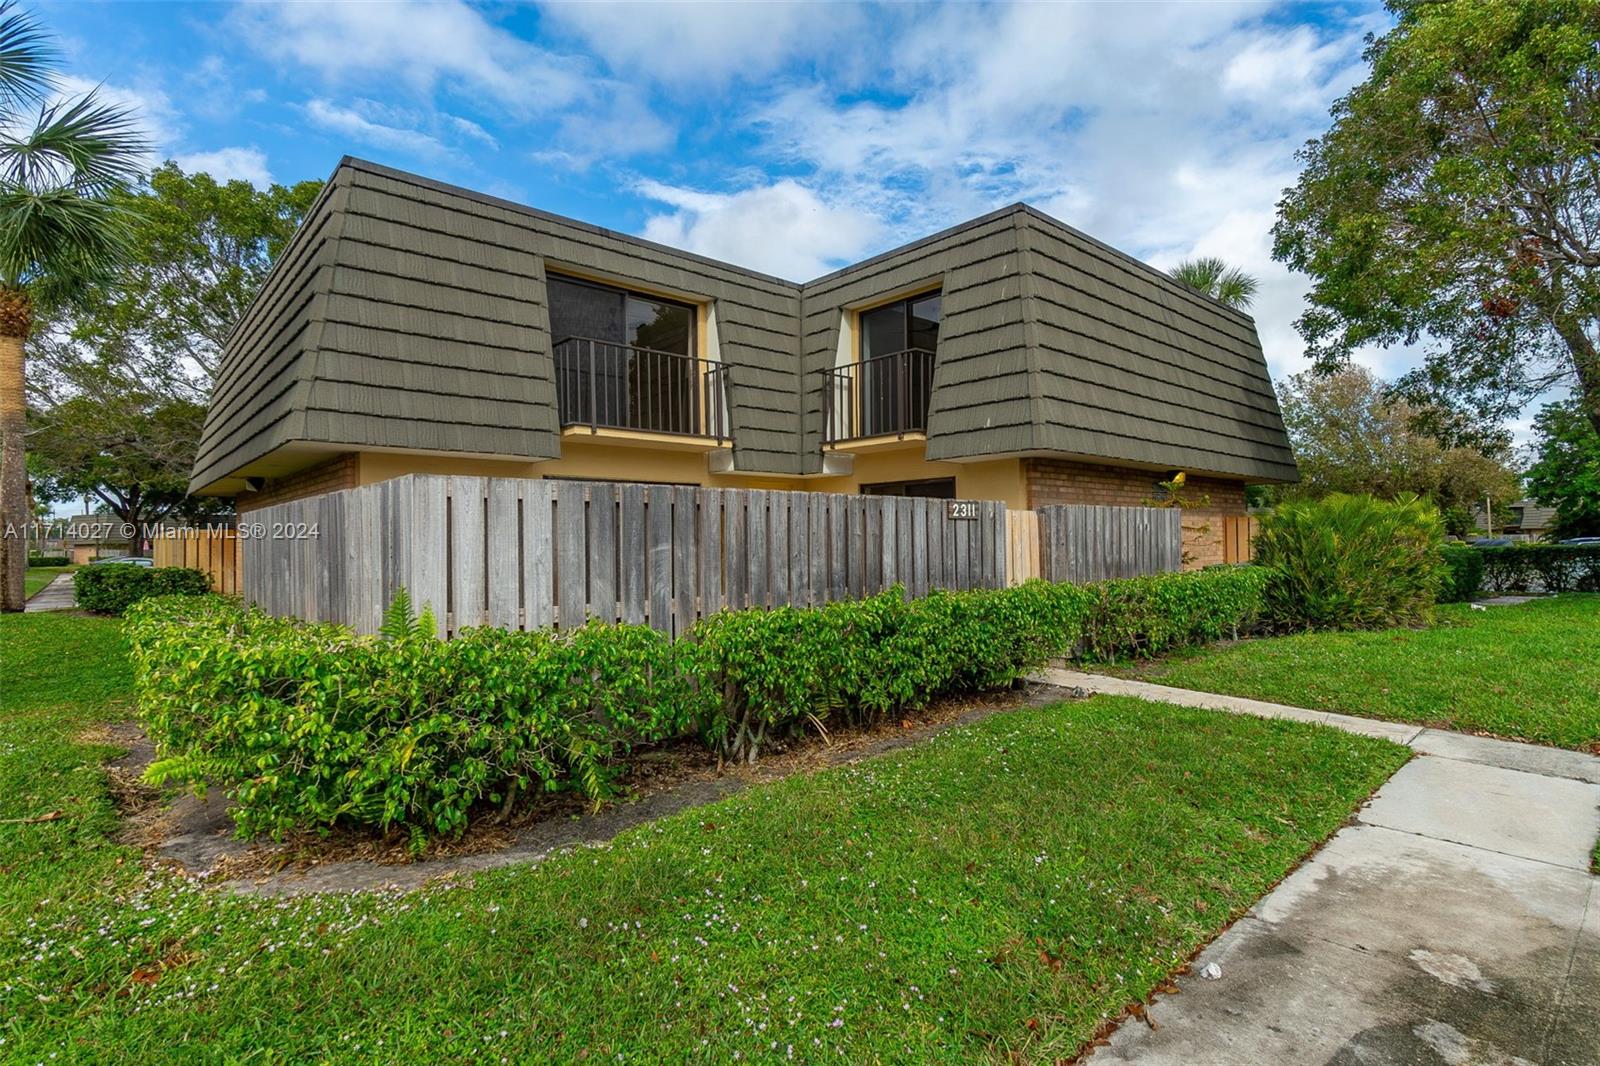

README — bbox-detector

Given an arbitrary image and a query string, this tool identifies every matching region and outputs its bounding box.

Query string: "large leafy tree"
[1169,257,1259,310]
[1276,365,1522,535]
[29,163,323,405]
[0,1,145,610]
[1274,0,1600,436]
[26,377,218,547]
[24,166,324,553]
[1525,399,1600,539]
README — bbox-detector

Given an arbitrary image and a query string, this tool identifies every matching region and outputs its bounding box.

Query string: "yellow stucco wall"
[354,439,1029,505]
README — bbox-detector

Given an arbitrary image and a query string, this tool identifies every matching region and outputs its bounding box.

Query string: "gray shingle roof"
[193,158,1297,494]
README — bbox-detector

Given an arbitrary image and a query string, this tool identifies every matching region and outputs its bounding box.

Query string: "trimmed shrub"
[1476,544,1600,593]
[127,595,705,846]
[1076,565,1269,661]
[127,566,1270,842]
[690,581,1099,763]
[74,564,209,614]
[27,554,69,567]
[1439,544,1484,603]
[1254,493,1445,630]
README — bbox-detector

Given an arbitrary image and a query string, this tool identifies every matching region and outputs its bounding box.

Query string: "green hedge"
[1254,493,1445,630]
[1439,544,1484,603]
[74,565,210,614]
[127,566,1268,843]
[127,597,705,844]
[1476,544,1600,593]
[27,554,69,567]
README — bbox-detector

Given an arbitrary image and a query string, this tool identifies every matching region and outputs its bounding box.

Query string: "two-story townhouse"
[191,158,1296,567]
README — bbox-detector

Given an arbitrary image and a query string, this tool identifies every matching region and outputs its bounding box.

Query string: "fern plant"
[380,587,437,641]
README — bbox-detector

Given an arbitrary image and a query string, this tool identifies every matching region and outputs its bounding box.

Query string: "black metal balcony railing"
[554,337,730,441]
[822,348,935,445]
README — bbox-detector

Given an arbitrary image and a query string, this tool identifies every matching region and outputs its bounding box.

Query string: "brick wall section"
[235,453,359,514]
[1024,459,1247,570]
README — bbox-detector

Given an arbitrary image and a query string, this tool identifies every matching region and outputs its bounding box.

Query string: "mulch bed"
[105,680,1083,895]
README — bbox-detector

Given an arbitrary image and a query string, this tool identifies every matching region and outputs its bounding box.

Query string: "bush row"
[75,564,210,614]
[1475,544,1600,594]
[126,565,1268,845]
[1438,544,1485,603]
[27,554,69,567]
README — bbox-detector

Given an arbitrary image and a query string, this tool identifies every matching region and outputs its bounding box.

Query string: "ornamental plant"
[1254,493,1445,630]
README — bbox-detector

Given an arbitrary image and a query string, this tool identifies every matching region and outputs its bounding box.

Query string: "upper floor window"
[547,274,695,355]
[545,273,726,440]
[860,290,941,360]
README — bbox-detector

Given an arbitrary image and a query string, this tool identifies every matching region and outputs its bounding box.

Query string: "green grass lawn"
[0,611,1408,1064]
[23,564,74,599]
[1117,595,1600,753]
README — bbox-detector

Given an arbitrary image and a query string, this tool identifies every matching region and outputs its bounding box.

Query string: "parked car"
[89,556,153,567]
[1559,536,1600,546]
[1468,537,1514,547]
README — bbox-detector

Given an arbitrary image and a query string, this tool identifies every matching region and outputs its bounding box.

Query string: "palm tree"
[0,1,145,611]
[1170,256,1260,310]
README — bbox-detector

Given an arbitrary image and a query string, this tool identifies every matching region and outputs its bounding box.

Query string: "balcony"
[554,337,730,442]
[822,348,935,446]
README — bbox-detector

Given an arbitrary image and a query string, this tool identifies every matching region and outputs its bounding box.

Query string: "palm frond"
[0,1,56,107]
[0,184,135,294]
[0,90,149,195]
[1171,256,1259,310]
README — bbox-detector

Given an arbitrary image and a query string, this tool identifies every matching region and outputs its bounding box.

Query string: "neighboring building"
[192,158,1297,568]
[1477,498,1556,541]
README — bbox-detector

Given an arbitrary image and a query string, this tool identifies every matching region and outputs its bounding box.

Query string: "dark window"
[860,478,956,499]
[548,274,702,434]
[857,290,940,438]
[859,291,940,360]
[547,275,695,355]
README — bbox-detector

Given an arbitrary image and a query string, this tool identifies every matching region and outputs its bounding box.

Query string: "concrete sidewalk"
[1040,669,1600,1066]
[23,573,75,612]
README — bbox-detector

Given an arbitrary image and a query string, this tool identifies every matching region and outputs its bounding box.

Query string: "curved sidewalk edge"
[1037,667,1600,785]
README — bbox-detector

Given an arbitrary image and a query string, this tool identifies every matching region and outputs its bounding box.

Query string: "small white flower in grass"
[578,918,588,928]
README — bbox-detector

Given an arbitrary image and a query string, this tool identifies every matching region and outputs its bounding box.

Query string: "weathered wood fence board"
[242,475,1010,637]
[1037,504,1182,583]
[152,527,240,594]
[1223,514,1260,564]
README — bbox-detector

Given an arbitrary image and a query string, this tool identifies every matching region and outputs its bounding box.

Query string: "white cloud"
[304,99,450,158]
[446,114,499,151]
[637,179,886,281]
[55,73,178,163]
[237,0,586,112]
[171,146,273,187]
[236,0,669,167]
[721,3,1391,382]
[542,1,846,85]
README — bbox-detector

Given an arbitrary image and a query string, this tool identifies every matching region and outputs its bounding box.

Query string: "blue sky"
[43,0,1409,402]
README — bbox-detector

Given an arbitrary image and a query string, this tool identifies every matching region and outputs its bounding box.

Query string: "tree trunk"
[0,286,30,611]
[1549,311,1600,438]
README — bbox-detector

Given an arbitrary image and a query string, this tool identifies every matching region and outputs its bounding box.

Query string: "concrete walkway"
[1039,669,1600,1066]
[23,573,75,612]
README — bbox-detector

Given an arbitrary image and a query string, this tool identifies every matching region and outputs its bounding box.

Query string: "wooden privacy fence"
[1223,515,1261,564]
[242,475,1010,637]
[1037,504,1182,583]
[152,527,240,594]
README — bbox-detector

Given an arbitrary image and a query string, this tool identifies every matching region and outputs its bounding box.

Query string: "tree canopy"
[29,162,323,407]
[1274,0,1600,436]
[1525,399,1600,539]
[1275,364,1522,535]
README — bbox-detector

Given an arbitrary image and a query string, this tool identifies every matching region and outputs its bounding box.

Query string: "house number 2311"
[946,500,979,520]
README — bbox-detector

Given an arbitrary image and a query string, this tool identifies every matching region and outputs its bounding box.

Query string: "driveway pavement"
[1041,669,1600,1066]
